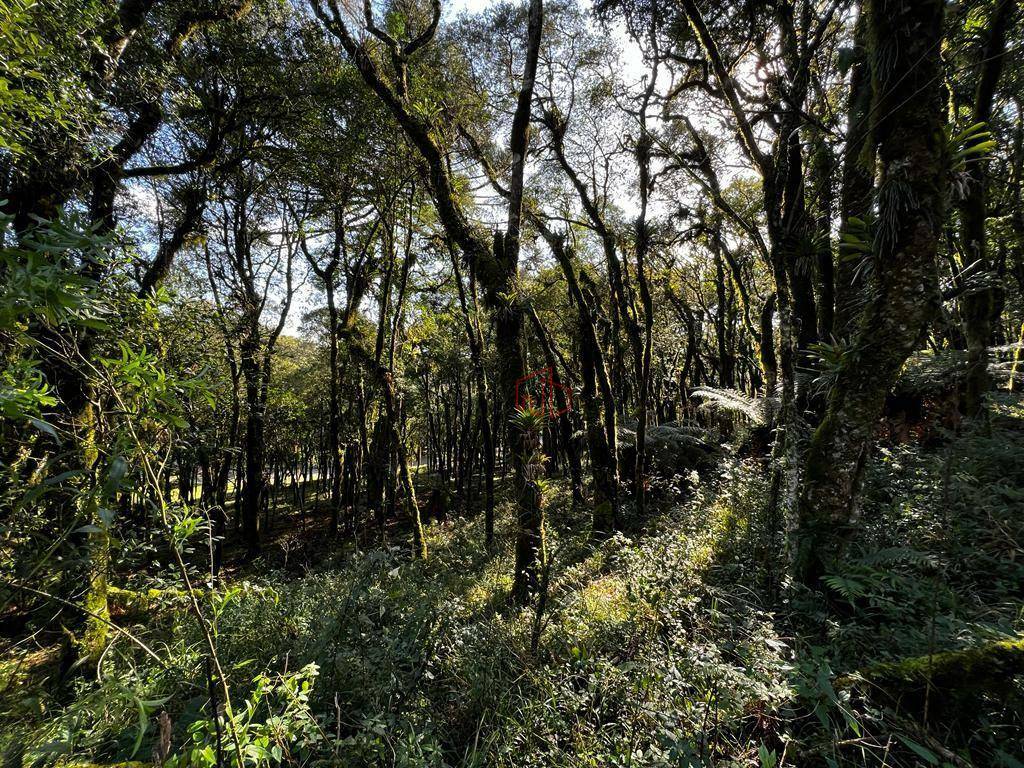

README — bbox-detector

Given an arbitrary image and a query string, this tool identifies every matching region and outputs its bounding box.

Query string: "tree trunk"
[78,399,110,664]
[809,129,836,341]
[326,280,343,534]
[960,0,1017,416]
[795,0,948,586]
[504,0,546,606]
[527,305,584,503]
[240,358,265,559]
[580,308,619,534]
[544,234,620,533]
[385,375,426,560]
[835,6,875,340]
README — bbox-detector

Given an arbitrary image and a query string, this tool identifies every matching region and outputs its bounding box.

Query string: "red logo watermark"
[515,367,573,419]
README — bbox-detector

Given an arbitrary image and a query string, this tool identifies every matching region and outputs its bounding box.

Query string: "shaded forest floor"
[3,398,1024,767]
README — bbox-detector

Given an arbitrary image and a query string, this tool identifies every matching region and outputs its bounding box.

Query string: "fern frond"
[823,573,870,600]
[691,387,775,426]
[897,350,969,394]
[856,547,937,569]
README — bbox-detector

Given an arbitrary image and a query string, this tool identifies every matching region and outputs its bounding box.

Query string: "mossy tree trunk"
[451,253,497,548]
[543,104,644,505]
[809,126,836,342]
[834,7,874,341]
[960,0,1017,416]
[527,305,584,503]
[239,353,267,559]
[78,399,110,664]
[384,373,426,560]
[499,0,545,605]
[794,0,948,586]
[580,304,619,535]
[542,231,619,535]
[458,130,621,537]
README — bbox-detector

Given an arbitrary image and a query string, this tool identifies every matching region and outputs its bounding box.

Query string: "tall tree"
[794,0,949,584]
[207,178,298,557]
[959,0,1018,415]
[311,0,548,603]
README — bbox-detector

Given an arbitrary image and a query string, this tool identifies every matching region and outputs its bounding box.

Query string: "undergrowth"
[2,398,1023,767]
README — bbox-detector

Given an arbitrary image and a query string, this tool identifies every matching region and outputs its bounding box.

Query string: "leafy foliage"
[691,386,777,426]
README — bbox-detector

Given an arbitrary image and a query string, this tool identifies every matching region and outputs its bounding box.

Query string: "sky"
[447,0,501,14]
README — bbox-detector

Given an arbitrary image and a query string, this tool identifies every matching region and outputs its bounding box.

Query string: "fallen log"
[837,635,1024,712]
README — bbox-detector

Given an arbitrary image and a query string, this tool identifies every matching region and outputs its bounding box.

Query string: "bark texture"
[960,0,1017,416]
[795,0,948,586]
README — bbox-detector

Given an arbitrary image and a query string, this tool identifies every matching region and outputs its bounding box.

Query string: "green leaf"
[758,743,777,768]
[27,416,58,438]
[131,698,148,758]
[897,734,940,765]
[101,455,127,498]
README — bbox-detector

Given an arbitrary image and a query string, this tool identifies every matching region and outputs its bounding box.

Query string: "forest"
[2,0,1024,764]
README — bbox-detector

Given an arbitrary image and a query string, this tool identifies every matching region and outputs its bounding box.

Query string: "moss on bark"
[794,0,948,587]
[838,636,1024,714]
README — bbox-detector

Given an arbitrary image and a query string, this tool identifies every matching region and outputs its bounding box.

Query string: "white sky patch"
[446,0,502,15]
[287,279,321,335]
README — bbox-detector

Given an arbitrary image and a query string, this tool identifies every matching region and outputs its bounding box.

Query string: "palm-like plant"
[511,405,547,483]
